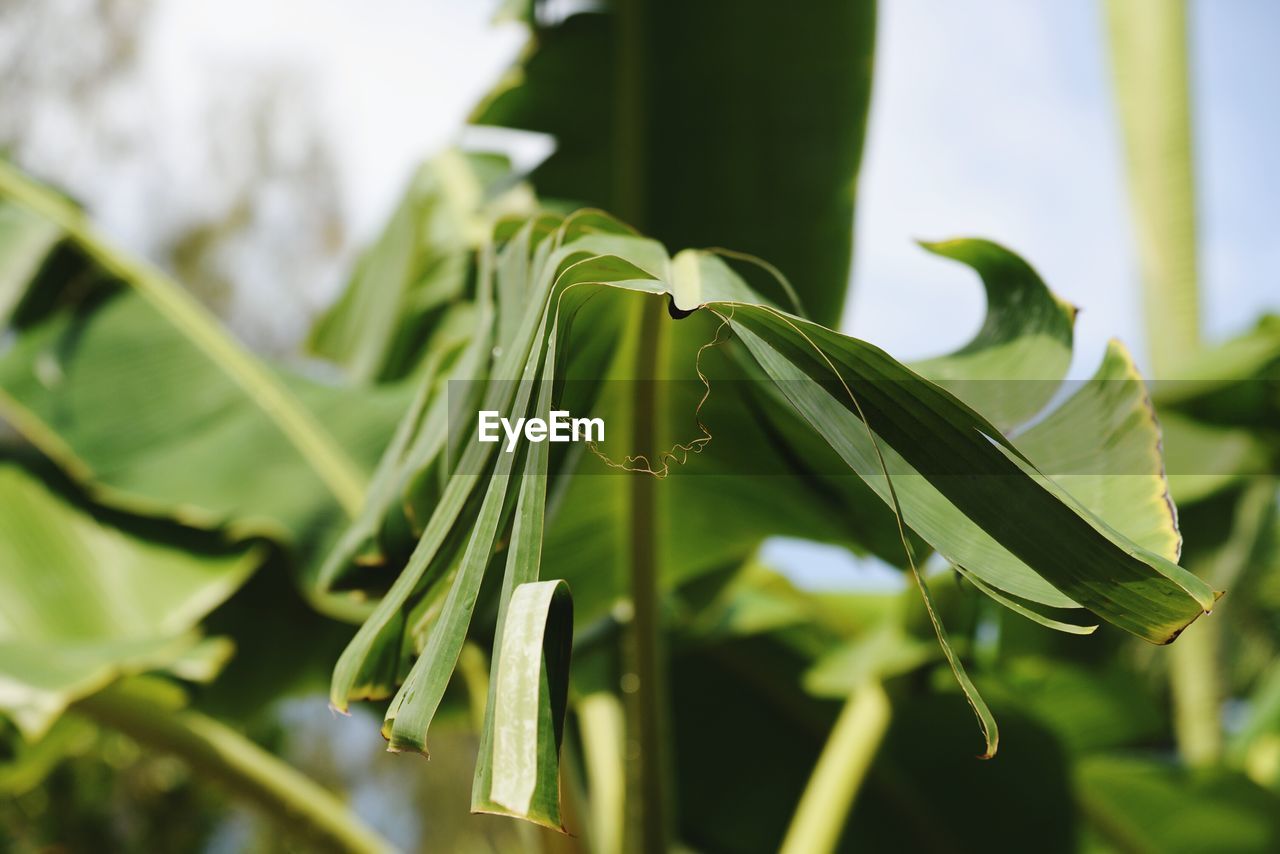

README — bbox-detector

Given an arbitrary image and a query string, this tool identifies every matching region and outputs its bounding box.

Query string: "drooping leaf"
[472,580,572,829]
[328,214,1214,788]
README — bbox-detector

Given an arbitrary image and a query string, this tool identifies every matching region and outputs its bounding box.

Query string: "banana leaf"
[0,460,257,740]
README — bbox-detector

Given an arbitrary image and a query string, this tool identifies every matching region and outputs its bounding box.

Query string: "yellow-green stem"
[1169,619,1223,764]
[1106,0,1218,766]
[623,298,672,853]
[780,682,891,854]
[578,692,626,854]
[1106,0,1201,376]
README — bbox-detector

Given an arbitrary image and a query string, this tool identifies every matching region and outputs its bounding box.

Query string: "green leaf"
[1015,339,1181,561]
[0,199,61,325]
[471,317,568,827]
[1161,411,1271,506]
[0,461,258,739]
[0,291,409,598]
[0,715,96,795]
[911,238,1076,432]
[472,580,573,829]
[1077,755,1280,854]
[330,215,1213,781]
[0,166,419,609]
[308,150,534,382]
[0,160,371,518]
[472,1,876,325]
[719,298,1214,640]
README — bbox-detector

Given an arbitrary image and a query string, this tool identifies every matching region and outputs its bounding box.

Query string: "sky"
[6,1,1275,363]
[3,0,1277,588]
[847,0,1279,380]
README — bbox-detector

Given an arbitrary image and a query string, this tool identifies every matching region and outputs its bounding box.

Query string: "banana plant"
[0,143,1215,844]
[313,197,1217,825]
[0,4,1241,851]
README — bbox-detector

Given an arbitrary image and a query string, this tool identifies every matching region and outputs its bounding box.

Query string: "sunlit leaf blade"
[911,238,1076,432]
[472,580,573,829]
[719,301,1214,641]
[0,461,258,739]
[954,566,1098,636]
[1015,339,1181,561]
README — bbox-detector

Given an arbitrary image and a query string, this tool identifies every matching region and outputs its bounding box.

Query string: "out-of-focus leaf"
[0,715,96,794]
[1161,410,1271,506]
[1077,755,1280,853]
[0,160,371,519]
[0,292,409,597]
[309,150,534,382]
[0,164,411,612]
[985,659,1165,753]
[0,166,419,612]
[1153,314,1280,405]
[0,199,60,324]
[847,695,1078,854]
[0,461,258,739]
[803,622,936,698]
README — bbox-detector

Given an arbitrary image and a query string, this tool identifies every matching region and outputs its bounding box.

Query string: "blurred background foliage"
[1,1,1279,852]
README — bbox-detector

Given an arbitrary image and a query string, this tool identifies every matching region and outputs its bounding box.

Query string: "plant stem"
[1105,0,1201,375]
[0,160,368,518]
[1106,0,1220,766]
[74,683,393,853]
[1168,618,1222,764]
[612,0,670,849]
[578,692,627,854]
[779,682,891,854]
[623,297,672,853]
